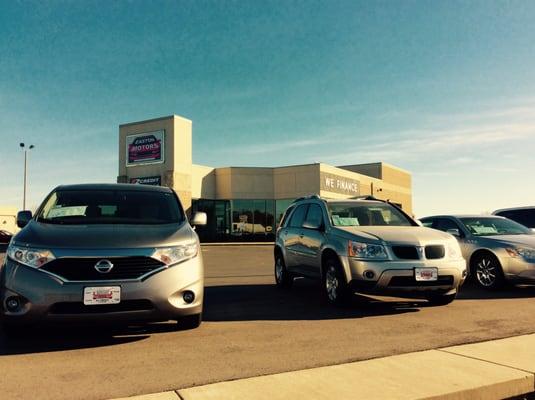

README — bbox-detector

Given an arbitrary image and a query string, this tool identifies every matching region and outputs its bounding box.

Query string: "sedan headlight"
[348,241,388,260]
[7,244,55,268]
[507,247,535,263]
[152,242,198,266]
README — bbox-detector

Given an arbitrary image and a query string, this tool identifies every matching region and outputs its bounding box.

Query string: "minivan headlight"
[152,242,198,266]
[348,241,388,260]
[7,244,55,268]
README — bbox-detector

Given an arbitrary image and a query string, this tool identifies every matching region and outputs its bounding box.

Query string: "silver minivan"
[1,184,207,332]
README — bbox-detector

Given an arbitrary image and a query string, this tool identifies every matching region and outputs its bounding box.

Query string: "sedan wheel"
[472,254,504,290]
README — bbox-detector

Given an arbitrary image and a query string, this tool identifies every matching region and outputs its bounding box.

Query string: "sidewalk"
[111,333,535,400]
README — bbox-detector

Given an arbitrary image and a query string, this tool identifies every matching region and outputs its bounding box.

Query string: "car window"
[420,219,434,228]
[304,204,323,228]
[459,217,531,236]
[496,209,535,229]
[279,205,295,228]
[434,218,461,233]
[37,189,185,225]
[327,202,413,226]
[288,204,309,228]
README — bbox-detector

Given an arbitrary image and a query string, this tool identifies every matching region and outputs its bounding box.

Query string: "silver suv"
[1,184,207,332]
[274,196,466,306]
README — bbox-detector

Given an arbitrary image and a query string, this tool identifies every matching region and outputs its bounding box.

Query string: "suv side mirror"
[191,212,207,226]
[17,210,32,228]
[302,220,323,230]
[447,228,461,238]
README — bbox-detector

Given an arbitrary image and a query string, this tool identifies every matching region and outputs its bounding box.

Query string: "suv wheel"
[323,258,351,306]
[471,253,504,290]
[176,313,202,330]
[274,253,293,289]
[425,291,457,306]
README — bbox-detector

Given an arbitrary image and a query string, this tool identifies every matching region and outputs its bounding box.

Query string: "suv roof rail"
[291,194,322,203]
[349,195,380,201]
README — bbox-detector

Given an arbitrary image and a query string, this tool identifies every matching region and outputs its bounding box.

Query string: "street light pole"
[20,143,34,210]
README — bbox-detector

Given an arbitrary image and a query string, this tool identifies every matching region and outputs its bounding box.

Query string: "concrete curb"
[109,334,535,400]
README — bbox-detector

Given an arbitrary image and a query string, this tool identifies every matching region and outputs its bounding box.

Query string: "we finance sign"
[320,172,360,196]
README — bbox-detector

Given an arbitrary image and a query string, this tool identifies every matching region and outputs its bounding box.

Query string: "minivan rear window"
[495,209,535,229]
[37,190,185,225]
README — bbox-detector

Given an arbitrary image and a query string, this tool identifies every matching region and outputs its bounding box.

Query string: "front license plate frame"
[414,267,438,282]
[83,286,121,305]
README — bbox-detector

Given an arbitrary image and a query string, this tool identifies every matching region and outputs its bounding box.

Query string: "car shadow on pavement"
[0,325,154,356]
[203,279,423,322]
[457,281,535,300]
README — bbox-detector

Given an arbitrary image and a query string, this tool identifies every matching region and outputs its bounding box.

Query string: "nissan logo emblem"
[94,259,114,274]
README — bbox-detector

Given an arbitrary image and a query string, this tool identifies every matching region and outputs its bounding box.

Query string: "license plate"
[414,267,438,281]
[83,286,121,305]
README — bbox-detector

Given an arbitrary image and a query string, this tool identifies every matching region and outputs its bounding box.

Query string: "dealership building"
[118,115,412,242]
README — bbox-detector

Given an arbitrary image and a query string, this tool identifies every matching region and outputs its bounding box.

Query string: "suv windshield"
[37,189,185,225]
[327,202,413,227]
[460,217,531,236]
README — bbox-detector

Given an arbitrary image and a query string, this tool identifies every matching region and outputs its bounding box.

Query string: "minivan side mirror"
[302,220,323,230]
[17,210,32,228]
[446,228,461,238]
[191,212,207,226]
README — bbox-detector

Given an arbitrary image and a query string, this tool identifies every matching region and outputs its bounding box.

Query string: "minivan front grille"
[392,246,419,260]
[49,300,154,314]
[41,257,166,281]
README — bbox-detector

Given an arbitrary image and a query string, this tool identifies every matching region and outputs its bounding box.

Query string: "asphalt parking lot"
[2,245,535,400]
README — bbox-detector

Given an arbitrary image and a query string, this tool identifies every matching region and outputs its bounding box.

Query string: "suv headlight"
[7,244,55,268]
[507,247,535,263]
[152,242,198,266]
[447,241,463,259]
[348,241,388,260]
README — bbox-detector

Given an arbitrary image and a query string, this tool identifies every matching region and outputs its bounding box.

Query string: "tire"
[274,252,293,289]
[426,291,457,306]
[471,253,504,290]
[322,257,351,306]
[176,313,202,330]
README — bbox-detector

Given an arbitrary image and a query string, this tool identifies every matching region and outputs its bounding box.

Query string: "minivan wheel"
[425,291,457,306]
[323,258,351,306]
[471,253,504,290]
[274,253,293,289]
[176,313,202,330]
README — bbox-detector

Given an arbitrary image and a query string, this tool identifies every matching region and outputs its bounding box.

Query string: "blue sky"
[1,0,534,216]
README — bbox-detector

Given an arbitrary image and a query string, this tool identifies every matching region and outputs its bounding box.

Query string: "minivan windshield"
[327,202,413,227]
[460,217,531,236]
[37,189,185,225]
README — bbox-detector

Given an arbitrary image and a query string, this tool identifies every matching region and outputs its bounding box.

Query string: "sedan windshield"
[327,202,413,227]
[37,189,185,225]
[460,217,531,236]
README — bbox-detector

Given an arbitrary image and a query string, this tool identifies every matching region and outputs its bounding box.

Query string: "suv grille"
[41,257,165,281]
[392,246,419,260]
[389,275,454,287]
[425,245,445,259]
